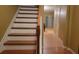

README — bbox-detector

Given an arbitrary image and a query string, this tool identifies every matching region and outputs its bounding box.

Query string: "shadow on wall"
[0,5,18,41]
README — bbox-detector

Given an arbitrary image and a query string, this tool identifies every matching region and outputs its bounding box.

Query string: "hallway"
[43,29,74,54]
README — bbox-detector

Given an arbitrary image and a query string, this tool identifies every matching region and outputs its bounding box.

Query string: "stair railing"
[36,16,43,54]
[36,25,40,54]
[39,16,43,54]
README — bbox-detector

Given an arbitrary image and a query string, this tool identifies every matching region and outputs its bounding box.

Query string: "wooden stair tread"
[17,14,38,18]
[4,40,36,45]
[14,22,37,24]
[16,17,38,19]
[19,9,38,11]
[7,36,37,41]
[11,27,37,29]
[20,6,38,8]
[8,33,37,36]
[1,49,36,54]
[18,13,38,15]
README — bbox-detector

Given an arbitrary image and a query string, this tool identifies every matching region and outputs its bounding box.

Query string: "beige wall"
[66,6,79,53]
[38,5,44,26]
[54,5,79,53]
[0,5,18,41]
[57,6,79,53]
[58,6,68,43]
[53,6,68,44]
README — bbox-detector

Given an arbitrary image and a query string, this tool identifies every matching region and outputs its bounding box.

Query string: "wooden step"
[12,23,37,28]
[19,10,38,14]
[18,13,38,15]
[15,18,37,22]
[4,45,36,50]
[19,7,38,10]
[11,27,36,29]
[9,29,36,35]
[19,9,38,11]
[4,40,36,45]
[14,22,37,24]
[17,14,38,18]
[7,36,37,41]
[20,5,38,8]
[16,17,38,19]
[1,49,36,54]
[8,33,37,36]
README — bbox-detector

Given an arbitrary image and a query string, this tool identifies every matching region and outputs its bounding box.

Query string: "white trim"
[39,16,43,54]
[0,6,20,53]
[63,46,76,54]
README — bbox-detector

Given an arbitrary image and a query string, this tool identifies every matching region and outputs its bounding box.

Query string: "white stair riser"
[12,23,37,28]
[5,45,36,50]
[20,8,38,10]
[7,37,37,41]
[17,14,38,17]
[15,19,37,22]
[9,29,36,34]
[19,11,38,13]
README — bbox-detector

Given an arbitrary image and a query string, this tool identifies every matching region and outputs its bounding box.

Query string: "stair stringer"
[0,6,20,53]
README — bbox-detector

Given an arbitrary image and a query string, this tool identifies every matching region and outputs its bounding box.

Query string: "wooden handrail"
[36,26,40,54]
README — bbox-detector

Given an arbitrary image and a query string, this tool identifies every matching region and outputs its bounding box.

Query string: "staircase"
[1,5,40,54]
